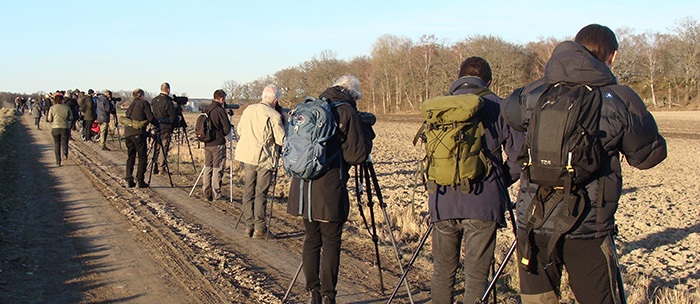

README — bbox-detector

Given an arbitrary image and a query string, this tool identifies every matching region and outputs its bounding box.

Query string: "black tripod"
[174,126,197,174]
[146,130,174,187]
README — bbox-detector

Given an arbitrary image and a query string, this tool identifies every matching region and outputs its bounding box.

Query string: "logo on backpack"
[416,87,493,193]
[282,96,343,180]
[195,112,214,143]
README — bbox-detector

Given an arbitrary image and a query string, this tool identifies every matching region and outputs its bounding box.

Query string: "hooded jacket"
[502,41,667,239]
[286,86,368,222]
[96,94,115,123]
[428,76,524,227]
[234,102,286,170]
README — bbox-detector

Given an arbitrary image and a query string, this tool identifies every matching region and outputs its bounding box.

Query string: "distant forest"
[3,17,698,114]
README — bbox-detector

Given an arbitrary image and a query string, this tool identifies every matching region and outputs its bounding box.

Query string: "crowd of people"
[12,23,669,304]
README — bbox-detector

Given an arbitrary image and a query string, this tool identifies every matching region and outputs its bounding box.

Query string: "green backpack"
[416,87,493,193]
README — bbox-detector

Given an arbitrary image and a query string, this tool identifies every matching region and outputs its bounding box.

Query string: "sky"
[0,0,696,98]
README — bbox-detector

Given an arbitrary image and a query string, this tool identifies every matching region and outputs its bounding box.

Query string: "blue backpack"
[282,96,344,180]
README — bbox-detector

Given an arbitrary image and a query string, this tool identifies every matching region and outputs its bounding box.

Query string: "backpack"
[416,87,493,193]
[282,96,344,180]
[195,112,213,142]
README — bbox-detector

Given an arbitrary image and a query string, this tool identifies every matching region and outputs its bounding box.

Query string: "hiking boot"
[252,229,268,239]
[137,181,149,188]
[321,295,336,304]
[101,146,110,151]
[244,228,254,238]
[307,289,321,304]
[126,179,136,188]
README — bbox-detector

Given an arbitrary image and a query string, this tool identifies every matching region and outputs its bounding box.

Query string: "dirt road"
[0,112,424,303]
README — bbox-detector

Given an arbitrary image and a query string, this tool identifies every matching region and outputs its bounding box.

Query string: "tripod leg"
[147,138,156,185]
[479,239,517,304]
[184,129,197,172]
[282,260,304,303]
[158,135,174,187]
[266,155,280,241]
[362,163,384,294]
[387,223,433,304]
[189,166,206,196]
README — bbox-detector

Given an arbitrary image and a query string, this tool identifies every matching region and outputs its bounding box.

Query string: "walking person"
[151,82,177,175]
[502,24,667,304]
[235,85,286,238]
[286,75,369,304]
[428,57,524,304]
[202,89,231,201]
[31,100,42,129]
[96,90,116,150]
[123,89,159,188]
[46,94,73,166]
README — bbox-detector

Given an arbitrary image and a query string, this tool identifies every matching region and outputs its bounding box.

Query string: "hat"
[88,89,94,94]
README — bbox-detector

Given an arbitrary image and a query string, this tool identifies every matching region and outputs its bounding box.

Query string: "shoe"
[153,167,160,175]
[244,228,254,238]
[127,179,136,188]
[307,289,321,304]
[205,195,213,202]
[101,146,110,151]
[64,155,68,161]
[252,229,268,239]
[137,181,149,188]
[321,295,336,304]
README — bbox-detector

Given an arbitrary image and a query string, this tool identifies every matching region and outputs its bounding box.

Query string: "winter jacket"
[502,41,667,239]
[47,104,73,129]
[65,96,79,121]
[79,95,96,121]
[31,103,42,118]
[234,102,286,170]
[151,93,177,132]
[287,86,368,223]
[123,97,157,138]
[203,101,231,147]
[428,77,524,227]
[96,94,115,123]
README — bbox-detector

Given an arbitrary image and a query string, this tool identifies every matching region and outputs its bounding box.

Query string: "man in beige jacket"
[235,85,286,239]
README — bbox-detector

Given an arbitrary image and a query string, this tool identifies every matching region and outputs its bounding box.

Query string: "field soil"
[1,106,698,304]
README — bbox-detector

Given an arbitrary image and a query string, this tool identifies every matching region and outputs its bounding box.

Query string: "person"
[96,90,116,150]
[201,89,231,201]
[286,75,368,304]
[235,85,286,239]
[65,90,80,137]
[501,24,667,304]
[46,94,74,166]
[31,99,42,129]
[151,82,177,175]
[428,57,524,304]
[14,96,21,113]
[123,88,159,188]
[79,89,97,141]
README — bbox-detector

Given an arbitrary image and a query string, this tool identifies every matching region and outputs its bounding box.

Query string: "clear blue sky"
[0,0,696,98]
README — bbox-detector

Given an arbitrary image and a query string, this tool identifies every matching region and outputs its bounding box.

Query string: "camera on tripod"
[224,102,240,116]
[110,97,122,102]
[173,94,189,105]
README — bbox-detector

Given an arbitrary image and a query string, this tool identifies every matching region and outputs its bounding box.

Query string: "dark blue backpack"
[282,96,344,180]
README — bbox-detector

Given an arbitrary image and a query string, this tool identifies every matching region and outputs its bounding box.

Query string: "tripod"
[189,122,239,201]
[174,126,197,174]
[146,130,174,187]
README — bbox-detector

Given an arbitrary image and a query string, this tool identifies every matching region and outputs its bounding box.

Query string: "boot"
[126,178,136,188]
[321,295,336,304]
[307,289,321,304]
[137,180,149,188]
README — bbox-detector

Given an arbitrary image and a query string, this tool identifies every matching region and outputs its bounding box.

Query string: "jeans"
[303,219,343,300]
[242,163,272,230]
[125,134,148,182]
[432,219,497,304]
[51,128,70,165]
[203,144,226,198]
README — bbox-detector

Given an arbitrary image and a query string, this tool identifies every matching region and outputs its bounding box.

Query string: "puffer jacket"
[96,94,114,123]
[47,104,73,129]
[286,86,368,223]
[234,102,286,170]
[428,76,524,227]
[502,41,667,239]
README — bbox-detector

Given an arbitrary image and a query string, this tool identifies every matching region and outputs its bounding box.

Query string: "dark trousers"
[303,219,343,299]
[34,117,41,129]
[432,219,497,304]
[242,163,272,230]
[125,134,148,182]
[517,230,615,304]
[51,128,69,165]
[83,119,94,140]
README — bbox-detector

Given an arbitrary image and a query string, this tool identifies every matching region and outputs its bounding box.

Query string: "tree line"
[223,17,699,113]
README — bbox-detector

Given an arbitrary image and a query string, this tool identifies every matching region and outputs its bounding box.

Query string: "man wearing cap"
[79,89,97,141]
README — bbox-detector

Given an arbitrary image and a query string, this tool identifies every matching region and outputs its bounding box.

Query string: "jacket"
[151,93,177,132]
[78,95,96,121]
[286,86,368,223]
[123,97,157,138]
[203,101,231,147]
[502,41,667,239]
[234,102,286,170]
[96,94,115,123]
[47,104,73,129]
[65,96,79,119]
[428,77,524,227]
[31,103,42,118]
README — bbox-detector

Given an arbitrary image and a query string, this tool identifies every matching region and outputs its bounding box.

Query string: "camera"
[224,103,240,109]
[173,94,188,105]
[111,97,122,102]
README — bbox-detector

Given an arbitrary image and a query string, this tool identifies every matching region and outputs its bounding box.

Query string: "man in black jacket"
[286,75,368,304]
[502,24,667,304]
[202,89,231,201]
[79,89,97,141]
[124,89,159,188]
[151,82,177,175]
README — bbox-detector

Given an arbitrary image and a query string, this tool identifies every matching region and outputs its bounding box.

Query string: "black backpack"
[195,111,213,142]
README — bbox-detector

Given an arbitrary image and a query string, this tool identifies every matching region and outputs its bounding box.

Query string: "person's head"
[77,91,84,97]
[575,24,618,66]
[104,90,112,98]
[458,56,492,85]
[213,89,226,103]
[54,94,64,105]
[261,85,280,107]
[160,82,170,95]
[133,88,145,99]
[333,75,363,100]
[88,89,95,96]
